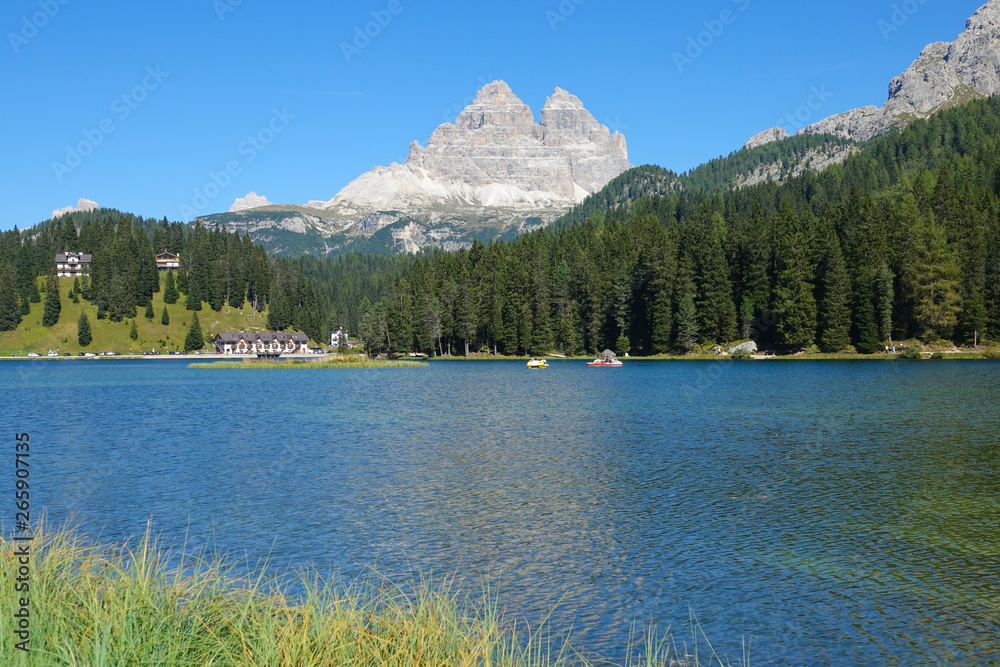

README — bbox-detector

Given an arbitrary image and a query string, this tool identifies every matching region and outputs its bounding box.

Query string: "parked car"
[84,352,97,358]
[27,352,40,358]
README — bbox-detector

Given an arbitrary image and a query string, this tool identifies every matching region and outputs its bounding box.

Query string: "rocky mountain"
[230,192,272,212]
[750,0,1000,146]
[52,198,98,220]
[203,81,632,256]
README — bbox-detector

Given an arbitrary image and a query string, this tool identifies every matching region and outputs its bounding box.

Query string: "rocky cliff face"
[748,0,1000,146]
[322,81,631,218]
[230,192,272,212]
[212,81,632,256]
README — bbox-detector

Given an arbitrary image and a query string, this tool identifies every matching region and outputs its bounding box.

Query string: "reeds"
[1,524,740,666]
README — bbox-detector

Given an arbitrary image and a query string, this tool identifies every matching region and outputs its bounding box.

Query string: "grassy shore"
[190,358,429,369]
[1,526,738,666]
[0,275,314,357]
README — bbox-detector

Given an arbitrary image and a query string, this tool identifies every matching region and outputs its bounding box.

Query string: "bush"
[730,348,754,361]
[984,347,1000,360]
[898,346,924,360]
[930,352,945,360]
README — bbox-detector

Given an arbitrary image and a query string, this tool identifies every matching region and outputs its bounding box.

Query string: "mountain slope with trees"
[309,96,1000,356]
[0,211,329,353]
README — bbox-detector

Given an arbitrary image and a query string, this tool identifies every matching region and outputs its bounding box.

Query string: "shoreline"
[0,525,732,667]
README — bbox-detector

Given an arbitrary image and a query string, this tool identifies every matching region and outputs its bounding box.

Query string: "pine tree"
[184,312,203,352]
[129,319,139,341]
[773,207,817,348]
[818,233,852,352]
[912,217,962,340]
[163,271,178,304]
[161,306,170,326]
[77,311,92,347]
[676,292,699,351]
[651,289,673,354]
[145,300,155,320]
[0,264,22,332]
[42,271,62,327]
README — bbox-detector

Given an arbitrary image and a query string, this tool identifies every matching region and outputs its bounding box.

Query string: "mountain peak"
[792,0,999,142]
[230,192,271,212]
[544,88,585,110]
[472,80,520,106]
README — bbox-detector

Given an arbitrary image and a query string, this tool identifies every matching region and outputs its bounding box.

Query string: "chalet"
[56,253,92,277]
[213,332,311,356]
[155,252,181,272]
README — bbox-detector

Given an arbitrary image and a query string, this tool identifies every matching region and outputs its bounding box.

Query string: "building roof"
[56,253,93,263]
[155,252,180,260]
[214,332,310,343]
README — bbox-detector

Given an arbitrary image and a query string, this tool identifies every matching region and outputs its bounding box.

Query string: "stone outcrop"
[800,0,1000,141]
[321,81,632,218]
[744,127,789,150]
[230,192,272,212]
[52,199,98,219]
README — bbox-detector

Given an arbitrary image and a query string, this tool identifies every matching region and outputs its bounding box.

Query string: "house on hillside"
[56,253,92,277]
[212,332,311,355]
[155,252,181,272]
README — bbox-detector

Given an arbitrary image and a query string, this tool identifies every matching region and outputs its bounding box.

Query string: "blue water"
[5,359,1000,665]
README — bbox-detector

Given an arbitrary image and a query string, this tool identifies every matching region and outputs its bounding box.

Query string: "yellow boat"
[527,358,549,369]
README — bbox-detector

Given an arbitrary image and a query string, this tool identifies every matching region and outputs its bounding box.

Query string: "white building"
[331,328,349,347]
[56,253,92,277]
[213,332,311,355]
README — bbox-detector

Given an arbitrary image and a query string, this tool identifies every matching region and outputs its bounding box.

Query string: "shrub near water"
[0,526,739,666]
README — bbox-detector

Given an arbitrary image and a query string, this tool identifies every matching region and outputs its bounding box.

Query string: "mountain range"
[197,83,631,256]
[194,0,1000,257]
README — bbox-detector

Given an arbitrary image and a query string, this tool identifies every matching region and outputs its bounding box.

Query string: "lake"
[5,359,999,665]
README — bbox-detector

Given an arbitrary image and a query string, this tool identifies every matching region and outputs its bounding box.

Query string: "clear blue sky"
[0,0,987,230]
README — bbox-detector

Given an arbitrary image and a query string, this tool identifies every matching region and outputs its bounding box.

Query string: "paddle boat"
[527,358,550,369]
[587,350,623,367]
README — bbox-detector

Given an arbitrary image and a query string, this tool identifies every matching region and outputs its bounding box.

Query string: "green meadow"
[0,275,304,357]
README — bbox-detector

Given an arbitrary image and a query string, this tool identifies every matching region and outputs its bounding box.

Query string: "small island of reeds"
[189,357,429,370]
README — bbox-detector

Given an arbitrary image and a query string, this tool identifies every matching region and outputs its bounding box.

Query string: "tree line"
[309,95,1000,356]
[0,211,326,345]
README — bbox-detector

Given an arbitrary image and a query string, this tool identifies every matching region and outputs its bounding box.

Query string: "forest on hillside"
[306,96,1000,357]
[0,212,326,344]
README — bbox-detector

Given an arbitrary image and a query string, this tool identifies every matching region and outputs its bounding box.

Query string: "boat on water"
[587,350,623,367]
[527,358,550,369]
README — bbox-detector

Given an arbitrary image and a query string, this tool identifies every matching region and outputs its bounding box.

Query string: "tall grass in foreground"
[1,525,742,666]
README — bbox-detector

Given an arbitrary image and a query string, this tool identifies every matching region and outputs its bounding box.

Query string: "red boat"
[587,351,623,367]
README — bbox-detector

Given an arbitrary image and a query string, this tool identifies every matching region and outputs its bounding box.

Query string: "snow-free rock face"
[321,80,631,217]
[743,127,789,150]
[800,0,1000,141]
[199,80,633,256]
[52,199,98,219]
[230,192,272,212]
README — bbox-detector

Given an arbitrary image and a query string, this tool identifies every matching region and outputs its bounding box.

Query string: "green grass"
[0,276,310,356]
[1,524,741,666]
[191,358,429,369]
